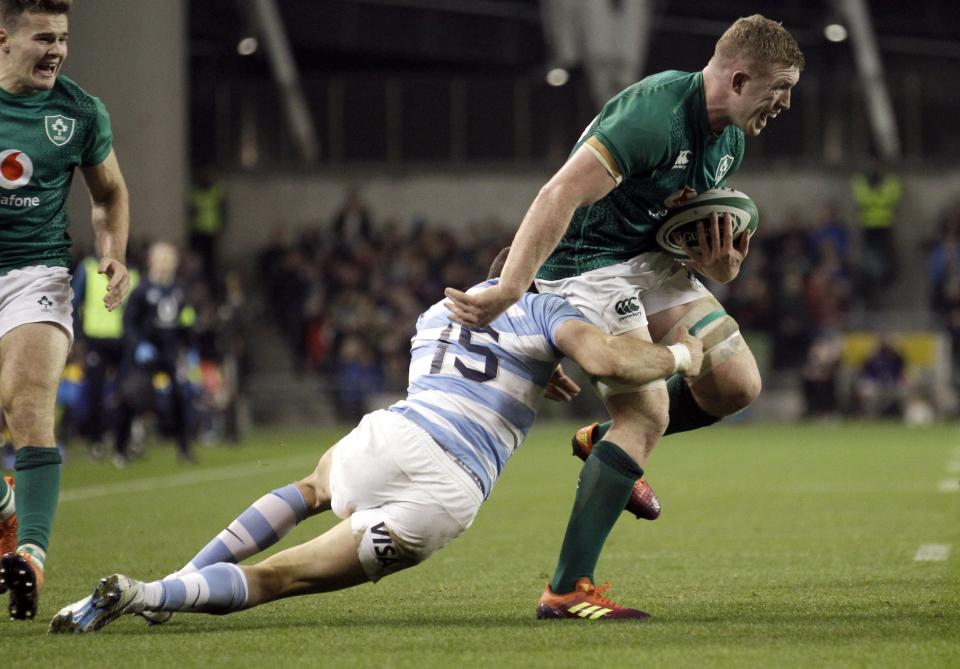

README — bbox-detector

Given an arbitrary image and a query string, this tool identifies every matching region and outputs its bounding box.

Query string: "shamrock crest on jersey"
[45,115,76,147]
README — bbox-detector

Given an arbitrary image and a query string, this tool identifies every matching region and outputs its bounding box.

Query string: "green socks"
[591,375,720,441]
[663,374,720,435]
[550,440,643,594]
[14,446,62,569]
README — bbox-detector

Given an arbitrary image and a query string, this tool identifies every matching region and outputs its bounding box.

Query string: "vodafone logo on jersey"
[0,150,33,190]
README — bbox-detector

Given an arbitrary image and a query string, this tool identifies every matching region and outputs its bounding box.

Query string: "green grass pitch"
[3,422,958,668]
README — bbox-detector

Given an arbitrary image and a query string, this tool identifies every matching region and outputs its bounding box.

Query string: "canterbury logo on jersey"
[672,150,693,169]
[614,297,640,318]
[567,602,614,619]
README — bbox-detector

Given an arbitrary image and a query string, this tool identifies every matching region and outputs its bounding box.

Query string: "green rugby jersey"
[0,74,112,273]
[538,70,744,281]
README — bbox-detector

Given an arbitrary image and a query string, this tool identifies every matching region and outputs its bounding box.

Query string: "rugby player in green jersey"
[0,0,132,620]
[445,15,803,616]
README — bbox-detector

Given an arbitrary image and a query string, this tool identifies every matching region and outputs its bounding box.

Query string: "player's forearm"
[499,184,578,298]
[606,340,677,386]
[91,186,129,263]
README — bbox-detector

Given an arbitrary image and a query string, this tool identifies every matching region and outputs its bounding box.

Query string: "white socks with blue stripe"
[141,484,308,613]
[176,484,308,576]
[142,563,248,613]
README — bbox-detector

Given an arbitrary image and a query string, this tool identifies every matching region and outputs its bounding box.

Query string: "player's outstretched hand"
[544,364,581,402]
[99,256,130,311]
[675,328,704,378]
[443,283,518,328]
[677,212,750,284]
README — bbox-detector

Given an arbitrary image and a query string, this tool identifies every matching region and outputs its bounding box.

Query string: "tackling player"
[49,248,702,632]
[0,0,131,621]
[444,15,803,602]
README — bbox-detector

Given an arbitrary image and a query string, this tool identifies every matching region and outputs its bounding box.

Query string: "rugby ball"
[655,188,759,259]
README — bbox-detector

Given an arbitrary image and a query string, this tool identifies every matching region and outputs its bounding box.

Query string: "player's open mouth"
[758,111,778,129]
[36,62,57,77]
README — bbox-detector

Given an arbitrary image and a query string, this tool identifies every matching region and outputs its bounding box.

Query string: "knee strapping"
[659,298,747,379]
[352,510,423,583]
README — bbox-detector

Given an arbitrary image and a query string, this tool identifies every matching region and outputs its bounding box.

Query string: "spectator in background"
[807,202,850,264]
[332,188,373,253]
[852,157,902,302]
[929,241,960,388]
[217,270,252,443]
[804,242,852,332]
[113,243,196,467]
[854,335,907,418]
[334,335,382,422]
[928,211,960,310]
[802,333,842,418]
[259,222,290,293]
[71,253,140,456]
[771,268,811,370]
[189,169,227,284]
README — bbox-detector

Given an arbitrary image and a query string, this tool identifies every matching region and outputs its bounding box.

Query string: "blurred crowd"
[40,173,960,466]
[258,190,510,421]
[48,233,252,468]
[256,186,919,423]
[717,202,856,371]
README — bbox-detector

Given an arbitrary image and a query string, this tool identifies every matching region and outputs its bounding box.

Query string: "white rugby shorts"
[329,409,483,562]
[534,252,711,337]
[0,265,74,343]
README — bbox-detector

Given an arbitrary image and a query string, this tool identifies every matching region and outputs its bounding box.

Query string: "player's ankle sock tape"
[664,375,721,436]
[0,476,14,520]
[13,447,61,552]
[550,444,641,594]
[18,543,46,570]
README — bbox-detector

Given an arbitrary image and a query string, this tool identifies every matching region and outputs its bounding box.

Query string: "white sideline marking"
[914,544,951,562]
[59,455,312,503]
[937,479,960,493]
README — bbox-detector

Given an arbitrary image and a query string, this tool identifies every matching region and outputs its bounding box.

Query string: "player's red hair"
[714,14,805,72]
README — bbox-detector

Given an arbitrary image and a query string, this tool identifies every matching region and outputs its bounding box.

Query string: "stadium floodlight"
[237,37,259,56]
[546,67,569,87]
[824,23,848,42]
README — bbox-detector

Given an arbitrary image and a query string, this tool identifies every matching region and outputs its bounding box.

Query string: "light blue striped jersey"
[389,280,588,498]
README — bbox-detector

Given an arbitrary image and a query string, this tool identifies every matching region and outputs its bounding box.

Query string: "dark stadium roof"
[190,0,960,74]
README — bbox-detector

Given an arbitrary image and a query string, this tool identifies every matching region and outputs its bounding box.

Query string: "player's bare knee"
[716,355,762,412]
[3,395,54,441]
[717,382,759,415]
[737,372,762,409]
[608,389,669,436]
[647,396,670,435]
[292,479,319,512]
[297,451,334,513]
[693,365,761,416]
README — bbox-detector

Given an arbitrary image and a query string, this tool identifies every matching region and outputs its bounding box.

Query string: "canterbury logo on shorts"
[614,297,640,319]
